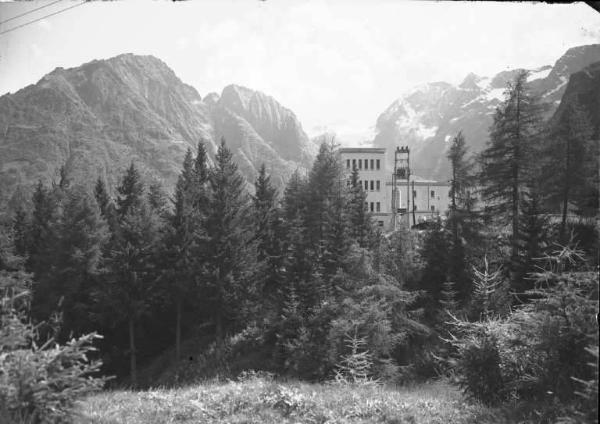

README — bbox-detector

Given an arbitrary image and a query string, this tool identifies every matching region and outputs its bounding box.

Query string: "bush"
[0,272,106,423]
[453,326,505,405]
[448,243,598,415]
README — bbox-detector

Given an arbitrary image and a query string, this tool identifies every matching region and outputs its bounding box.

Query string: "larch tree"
[479,70,544,281]
[446,131,478,300]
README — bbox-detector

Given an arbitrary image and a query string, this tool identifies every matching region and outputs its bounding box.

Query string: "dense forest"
[1,70,598,423]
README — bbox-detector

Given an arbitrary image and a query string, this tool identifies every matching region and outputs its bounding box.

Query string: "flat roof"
[385,180,450,186]
[338,147,386,154]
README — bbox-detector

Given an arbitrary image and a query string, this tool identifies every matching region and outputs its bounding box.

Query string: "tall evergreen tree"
[252,164,283,301]
[204,138,254,348]
[305,139,344,255]
[446,131,478,300]
[541,100,594,241]
[479,70,544,281]
[347,165,373,248]
[52,188,108,339]
[105,163,160,387]
[162,147,207,361]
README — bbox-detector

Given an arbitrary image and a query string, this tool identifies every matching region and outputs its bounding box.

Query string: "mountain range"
[0,54,316,211]
[0,45,599,213]
[372,44,600,179]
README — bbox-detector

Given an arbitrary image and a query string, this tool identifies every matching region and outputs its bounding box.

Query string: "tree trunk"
[560,139,571,243]
[129,316,137,388]
[215,267,224,354]
[175,296,182,361]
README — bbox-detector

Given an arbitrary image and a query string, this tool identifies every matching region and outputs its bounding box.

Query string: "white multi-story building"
[338,147,450,231]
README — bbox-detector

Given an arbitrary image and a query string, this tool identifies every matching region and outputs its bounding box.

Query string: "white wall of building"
[338,147,450,230]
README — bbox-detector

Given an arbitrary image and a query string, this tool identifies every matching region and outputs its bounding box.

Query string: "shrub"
[0,272,106,424]
[448,242,598,414]
[452,325,505,405]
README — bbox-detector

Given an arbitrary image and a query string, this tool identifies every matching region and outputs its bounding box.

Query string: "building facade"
[338,147,450,231]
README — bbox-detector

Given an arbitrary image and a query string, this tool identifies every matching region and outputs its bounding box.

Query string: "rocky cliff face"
[551,60,600,138]
[0,54,316,210]
[373,44,600,179]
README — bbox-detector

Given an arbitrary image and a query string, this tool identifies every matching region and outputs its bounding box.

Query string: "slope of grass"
[76,376,497,424]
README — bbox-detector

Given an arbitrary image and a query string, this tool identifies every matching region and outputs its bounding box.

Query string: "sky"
[0,0,599,145]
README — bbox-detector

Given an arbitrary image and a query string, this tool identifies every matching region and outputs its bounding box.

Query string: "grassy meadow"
[75,377,505,424]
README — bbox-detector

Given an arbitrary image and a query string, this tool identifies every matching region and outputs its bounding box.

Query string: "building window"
[370,180,374,191]
[413,190,417,198]
[346,159,350,169]
[364,180,369,190]
[352,159,356,169]
[358,159,362,169]
[378,221,384,227]
[376,180,380,191]
[431,205,435,212]
[365,159,369,170]
[376,202,380,212]
[371,159,374,169]
[431,190,435,198]
[370,202,374,212]
[365,201,368,210]
[376,159,380,170]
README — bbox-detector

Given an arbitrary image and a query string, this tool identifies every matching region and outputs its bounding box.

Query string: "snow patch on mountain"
[528,66,552,81]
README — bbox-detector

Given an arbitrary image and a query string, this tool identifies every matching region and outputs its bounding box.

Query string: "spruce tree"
[418,219,451,317]
[53,188,108,339]
[204,138,253,348]
[305,139,344,254]
[479,70,544,281]
[162,147,206,360]
[321,180,350,286]
[347,165,373,248]
[106,163,160,387]
[252,164,283,301]
[94,177,110,218]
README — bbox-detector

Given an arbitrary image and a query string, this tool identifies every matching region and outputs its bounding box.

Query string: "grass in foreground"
[76,377,499,424]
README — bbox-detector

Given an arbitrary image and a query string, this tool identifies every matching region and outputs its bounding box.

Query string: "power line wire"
[0,0,65,25]
[0,1,87,37]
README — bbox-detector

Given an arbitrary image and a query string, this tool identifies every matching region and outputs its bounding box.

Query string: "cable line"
[0,1,87,36]
[0,0,65,25]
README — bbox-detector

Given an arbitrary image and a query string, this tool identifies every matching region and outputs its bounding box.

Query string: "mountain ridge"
[372,44,600,179]
[0,54,316,212]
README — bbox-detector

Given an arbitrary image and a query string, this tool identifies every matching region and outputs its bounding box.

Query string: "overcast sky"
[0,0,599,144]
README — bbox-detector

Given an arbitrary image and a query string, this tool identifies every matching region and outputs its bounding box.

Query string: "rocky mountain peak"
[0,54,316,212]
[372,44,600,180]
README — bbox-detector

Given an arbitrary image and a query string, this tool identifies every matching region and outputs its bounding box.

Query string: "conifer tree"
[514,185,548,293]
[204,138,253,348]
[147,181,169,218]
[305,139,344,254]
[94,177,110,218]
[52,188,108,339]
[162,147,206,360]
[105,163,160,387]
[347,166,373,248]
[12,206,28,258]
[542,100,594,240]
[446,131,478,300]
[252,164,283,300]
[418,219,450,316]
[479,70,544,280]
[321,180,350,285]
